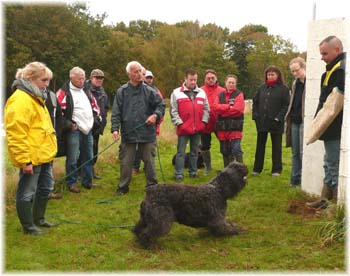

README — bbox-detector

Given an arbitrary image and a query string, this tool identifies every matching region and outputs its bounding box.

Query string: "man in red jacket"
[170,68,210,182]
[200,69,225,174]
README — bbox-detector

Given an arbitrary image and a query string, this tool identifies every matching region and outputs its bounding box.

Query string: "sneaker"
[271,173,280,177]
[306,199,328,209]
[68,185,80,193]
[189,173,198,178]
[175,175,184,183]
[251,171,260,176]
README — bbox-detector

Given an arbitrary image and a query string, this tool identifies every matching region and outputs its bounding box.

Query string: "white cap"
[145,70,154,78]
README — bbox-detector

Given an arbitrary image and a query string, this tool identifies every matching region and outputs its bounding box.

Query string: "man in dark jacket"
[111,61,165,196]
[85,69,109,179]
[307,36,346,208]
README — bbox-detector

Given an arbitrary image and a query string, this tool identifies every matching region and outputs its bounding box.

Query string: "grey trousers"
[117,142,157,192]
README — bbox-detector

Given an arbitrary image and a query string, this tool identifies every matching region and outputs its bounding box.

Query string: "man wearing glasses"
[200,69,225,173]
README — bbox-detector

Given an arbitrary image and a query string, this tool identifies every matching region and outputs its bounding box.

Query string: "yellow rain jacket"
[5,88,57,168]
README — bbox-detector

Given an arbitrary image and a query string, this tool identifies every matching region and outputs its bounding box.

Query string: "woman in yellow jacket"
[5,62,58,235]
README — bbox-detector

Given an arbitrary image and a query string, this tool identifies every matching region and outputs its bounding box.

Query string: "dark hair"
[204,69,217,76]
[185,68,197,77]
[264,65,284,84]
[225,74,238,82]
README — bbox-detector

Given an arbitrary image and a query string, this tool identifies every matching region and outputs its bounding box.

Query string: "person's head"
[90,69,105,88]
[264,65,284,84]
[126,61,143,85]
[204,69,218,86]
[225,74,238,92]
[16,61,53,91]
[289,57,306,81]
[319,36,343,65]
[70,67,85,89]
[184,68,198,90]
[145,70,154,86]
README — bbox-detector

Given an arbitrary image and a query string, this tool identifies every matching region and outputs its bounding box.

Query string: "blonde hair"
[15,61,53,80]
[289,57,306,68]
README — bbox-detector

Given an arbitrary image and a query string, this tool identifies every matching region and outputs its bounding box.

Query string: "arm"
[202,94,210,123]
[170,91,183,126]
[111,89,122,141]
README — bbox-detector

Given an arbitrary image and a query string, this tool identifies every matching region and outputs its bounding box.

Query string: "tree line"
[5,3,306,102]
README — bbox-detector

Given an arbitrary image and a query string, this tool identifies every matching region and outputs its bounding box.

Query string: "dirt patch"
[287,199,322,218]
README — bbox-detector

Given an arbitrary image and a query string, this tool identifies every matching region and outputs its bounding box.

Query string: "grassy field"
[3,110,346,273]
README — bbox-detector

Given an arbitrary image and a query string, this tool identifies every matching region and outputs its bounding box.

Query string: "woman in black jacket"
[252,65,290,176]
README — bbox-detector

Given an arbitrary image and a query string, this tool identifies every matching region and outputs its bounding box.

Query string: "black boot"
[223,155,230,167]
[201,150,212,174]
[16,201,48,235]
[33,198,59,228]
[235,155,244,163]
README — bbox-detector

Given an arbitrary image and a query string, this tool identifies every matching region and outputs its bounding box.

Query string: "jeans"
[253,132,282,174]
[220,139,243,156]
[175,134,201,177]
[323,139,340,188]
[290,122,303,185]
[66,129,93,187]
[118,142,157,192]
[16,162,54,202]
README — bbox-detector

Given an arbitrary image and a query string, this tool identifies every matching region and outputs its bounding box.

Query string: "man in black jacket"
[307,36,346,208]
[111,61,165,196]
[85,69,109,179]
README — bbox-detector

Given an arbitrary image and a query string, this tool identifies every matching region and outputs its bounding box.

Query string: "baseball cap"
[145,70,153,78]
[90,69,104,78]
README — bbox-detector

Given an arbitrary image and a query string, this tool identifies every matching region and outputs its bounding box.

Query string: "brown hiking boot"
[68,185,80,193]
[306,199,328,209]
[321,184,333,200]
[48,192,63,199]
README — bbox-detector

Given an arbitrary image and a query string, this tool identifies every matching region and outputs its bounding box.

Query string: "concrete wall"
[302,18,348,203]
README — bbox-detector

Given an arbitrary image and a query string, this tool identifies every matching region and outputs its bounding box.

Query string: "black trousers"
[253,132,282,174]
[92,134,100,165]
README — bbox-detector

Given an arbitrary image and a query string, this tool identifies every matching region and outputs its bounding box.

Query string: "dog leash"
[55,122,146,193]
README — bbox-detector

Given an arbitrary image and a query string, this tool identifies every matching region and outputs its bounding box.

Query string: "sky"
[86,0,349,52]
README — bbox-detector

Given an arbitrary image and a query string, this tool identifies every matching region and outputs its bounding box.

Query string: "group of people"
[4,35,345,235]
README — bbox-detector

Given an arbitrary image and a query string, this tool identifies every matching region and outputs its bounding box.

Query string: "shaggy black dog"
[133,162,248,248]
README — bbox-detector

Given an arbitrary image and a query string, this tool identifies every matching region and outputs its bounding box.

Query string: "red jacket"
[201,83,225,133]
[170,84,210,136]
[213,89,245,141]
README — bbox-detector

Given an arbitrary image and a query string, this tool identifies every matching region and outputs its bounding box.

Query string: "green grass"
[3,111,346,272]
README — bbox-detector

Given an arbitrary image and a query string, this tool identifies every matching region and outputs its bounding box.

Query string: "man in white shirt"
[57,67,100,193]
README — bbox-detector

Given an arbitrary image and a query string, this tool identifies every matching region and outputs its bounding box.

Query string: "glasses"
[94,76,104,80]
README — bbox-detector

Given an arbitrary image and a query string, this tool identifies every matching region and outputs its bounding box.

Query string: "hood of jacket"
[11,79,47,103]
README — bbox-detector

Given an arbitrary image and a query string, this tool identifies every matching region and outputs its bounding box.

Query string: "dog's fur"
[134,162,248,247]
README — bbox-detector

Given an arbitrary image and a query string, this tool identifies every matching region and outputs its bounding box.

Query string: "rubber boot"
[235,155,244,163]
[33,198,59,227]
[223,155,230,167]
[229,155,236,164]
[16,201,48,235]
[321,184,333,200]
[202,150,212,174]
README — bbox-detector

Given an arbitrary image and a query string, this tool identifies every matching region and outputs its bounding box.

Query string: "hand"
[274,118,279,122]
[71,122,78,131]
[23,164,33,175]
[112,131,120,141]
[145,114,157,125]
[229,99,234,106]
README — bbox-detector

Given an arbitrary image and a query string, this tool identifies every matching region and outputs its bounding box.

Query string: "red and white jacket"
[170,83,210,136]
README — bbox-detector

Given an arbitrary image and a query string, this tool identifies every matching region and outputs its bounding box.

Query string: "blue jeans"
[290,122,303,185]
[66,129,93,187]
[220,139,243,156]
[323,139,340,188]
[16,162,54,202]
[175,134,200,177]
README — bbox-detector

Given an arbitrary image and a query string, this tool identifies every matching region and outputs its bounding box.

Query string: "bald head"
[319,36,343,65]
